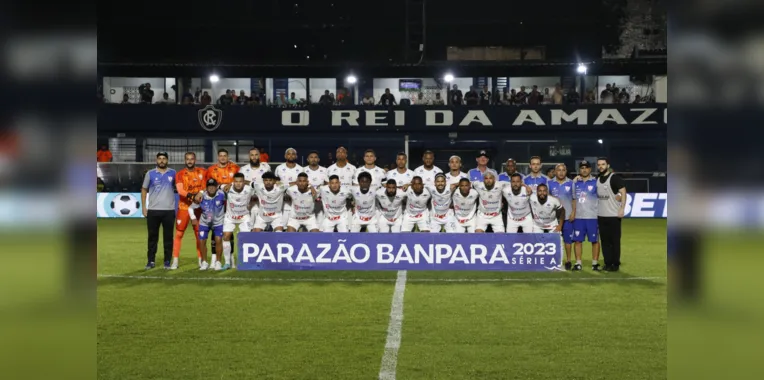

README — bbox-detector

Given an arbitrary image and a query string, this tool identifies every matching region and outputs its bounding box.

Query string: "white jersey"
[225,185,254,219]
[327,162,357,187]
[350,186,377,219]
[253,183,287,215]
[286,186,316,218]
[353,165,387,189]
[404,188,431,216]
[445,171,469,186]
[274,163,304,185]
[375,188,407,220]
[502,186,532,219]
[530,193,563,227]
[384,168,414,187]
[303,166,328,188]
[414,165,444,188]
[428,186,453,215]
[452,189,479,220]
[319,186,352,218]
[239,163,271,185]
[473,181,508,214]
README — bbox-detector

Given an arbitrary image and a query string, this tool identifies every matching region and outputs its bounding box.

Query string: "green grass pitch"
[97,218,666,380]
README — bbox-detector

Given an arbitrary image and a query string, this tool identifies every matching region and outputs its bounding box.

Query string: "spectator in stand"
[181,95,193,105]
[156,92,174,104]
[541,88,552,104]
[479,86,491,105]
[260,149,269,163]
[97,144,113,162]
[528,85,541,105]
[194,87,202,103]
[516,86,528,105]
[139,83,154,103]
[275,93,288,106]
[633,94,642,104]
[379,88,397,105]
[503,89,517,105]
[465,86,479,105]
[120,94,130,104]
[201,91,212,105]
[217,90,233,105]
[362,92,374,105]
[236,90,249,105]
[288,92,299,105]
[449,84,463,105]
[552,84,565,105]
[432,92,445,105]
[567,86,581,104]
[600,84,614,104]
[415,92,427,105]
[618,88,630,104]
[319,90,333,105]
[584,90,596,104]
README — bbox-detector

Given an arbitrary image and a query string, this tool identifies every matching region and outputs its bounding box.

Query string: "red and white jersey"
[445,171,469,186]
[452,189,479,220]
[473,181,509,214]
[530,193,562,228]
[502,186,532,219]
[303,166,328,188]
[253,183,287,215]
[428,186,453,215]
[274,163,304,185]
[327,162,357,187]
[350,186,377,219]
[384,168,414,187]
[414,165,444,188]
[319,186,352,218]
[286,186,316,218]
[353,165,387,190]
[404,188,431,217]
[375,188,407,220]
[240,163,271,185]
[225,185,254,219]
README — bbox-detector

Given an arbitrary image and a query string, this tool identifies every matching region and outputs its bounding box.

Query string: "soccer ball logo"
[111,194,140,216]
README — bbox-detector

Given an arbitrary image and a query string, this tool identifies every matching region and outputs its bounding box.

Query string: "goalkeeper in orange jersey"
[205,148,240,259]
[172,152,206,269]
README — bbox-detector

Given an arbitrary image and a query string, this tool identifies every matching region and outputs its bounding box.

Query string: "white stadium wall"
[372,77,472,105]
[103,77,168,103]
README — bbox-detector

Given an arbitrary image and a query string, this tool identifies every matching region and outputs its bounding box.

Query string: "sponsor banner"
[624,193,667,218]
[97,193,179,218]
[98,104,667,135]
[237,232,563,271]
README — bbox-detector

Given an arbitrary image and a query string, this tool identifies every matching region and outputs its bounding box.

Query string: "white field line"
[378,270,407,380]
[97,274,665,283]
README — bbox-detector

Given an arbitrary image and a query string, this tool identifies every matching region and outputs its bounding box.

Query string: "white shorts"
[321,214,349,232]
[253,212,284,230]
[401,211,430,232]
[532,223,559,233]
[506,214,534,233]
[281,204,293,227]
[287,214,319,231]
[429,210,457,233]
[454,216,476,233]
[223,215,252,233]
[377,215,403,233]
[476,212,505,233]
[350,213,378,232]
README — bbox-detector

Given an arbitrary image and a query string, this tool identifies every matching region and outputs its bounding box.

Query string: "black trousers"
[147,210,175,263]
[598,216,622,267]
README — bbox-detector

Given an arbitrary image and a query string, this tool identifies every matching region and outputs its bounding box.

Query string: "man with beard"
[275,148,304,227]
[502,173,533,234]
[221,173,254,270]
[350,172,378,232]
[596,157,626,271]
[353,149,387,190]
[304,150,328,225]
[548,164,576,270]
[572,160,601,271]
[385,152,414,188]
[189,178,226,270]
[327,146,357,187]
[414,150,443,188]
[498,158,525,182]
[401,176,431,232]
[252,172,288,232]
[172,152,206,269]
[523,156,548,192]
[318,175,352,232]
[286,173,320,232]
[376,179,407,233]
[452,178,479,233]
[428,173,456,233]
[141,152,177,270]
[205,148,240,256]
[529,183,564,234]
[473,170,508,233]
[445,155,468,189]
[239,147,271,223]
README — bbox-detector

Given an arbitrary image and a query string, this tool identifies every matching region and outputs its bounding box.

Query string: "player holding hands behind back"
[189,178,226,271]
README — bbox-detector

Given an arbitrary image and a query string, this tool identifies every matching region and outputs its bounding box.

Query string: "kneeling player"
[286,173,320,232]
[222,173,254,270]
[376,179,406,232]
[189,179,226,270]
[350,172,379,232]
[502,173,534,233]
[452,178,478,233]
[429,173,457,233]
[319,175,352,232]
[529,183,564,233]
[252,172,287,232]
[401,176,431,232]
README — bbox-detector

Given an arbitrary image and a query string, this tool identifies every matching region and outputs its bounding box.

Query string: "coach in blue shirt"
[468,150,494,182]
[141,152,177,270]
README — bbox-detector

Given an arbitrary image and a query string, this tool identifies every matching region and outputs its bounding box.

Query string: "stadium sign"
[237,233,562,271]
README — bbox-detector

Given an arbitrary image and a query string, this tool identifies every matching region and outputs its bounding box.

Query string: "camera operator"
[138,83,154,103]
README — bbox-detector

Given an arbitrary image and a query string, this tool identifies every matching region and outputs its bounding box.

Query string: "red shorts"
[176,208,202,232]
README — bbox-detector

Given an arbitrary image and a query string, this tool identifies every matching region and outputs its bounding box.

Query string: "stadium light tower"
[209,75,220,83]
[346,75,357,84]
[444,74,454,82]
[576,64,587,75]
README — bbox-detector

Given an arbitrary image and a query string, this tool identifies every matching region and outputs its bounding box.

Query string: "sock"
[223,241,232,265]
[592,260,598,265]
[198,257,202,266]
[211,254,218,264]
[172,231,184,258]
[576,260,582,265]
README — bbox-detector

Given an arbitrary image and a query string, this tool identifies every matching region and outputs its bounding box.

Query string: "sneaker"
[603,265,613,271]
[199,261,209,271]
[170,258,179,270]
[573,263,582,271]
[564,261,572,271]
[145,262,155,270]
[213,261,222,271]
[231,262,237,270]
[163,260,171,269]
[592,263,601,271]
[610,265,620,272]
[221,263,231,271]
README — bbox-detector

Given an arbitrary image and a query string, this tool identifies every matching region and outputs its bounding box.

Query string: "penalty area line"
[97,274,665,283]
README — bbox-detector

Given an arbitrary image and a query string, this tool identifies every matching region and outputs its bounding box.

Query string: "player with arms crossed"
[473,170,508,233]
[189,179,226,270]
[401,176,431,232]
[572,160,601,271]
[172,152,206,269]
[548,164,576,270]
[385,152,414,188]
[529,183,565,233]
[251,172,288,232]
[523,156,548,191]
[452,178,479,233]
[445,155,469,189]
[327,146,356,187]
[428,173,457,233]
[319,175,352,232]
[354,149,387,190]
[376,179,407,232]
[502,173,534,233]
[221,173,254,270]
[350,172,379,232]
[414,150,443,188]
[286,173,320,232]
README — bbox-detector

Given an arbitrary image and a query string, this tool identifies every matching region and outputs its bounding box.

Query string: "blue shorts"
[562,221,574,244]
[572,219,598,243]
[198,224,223,240]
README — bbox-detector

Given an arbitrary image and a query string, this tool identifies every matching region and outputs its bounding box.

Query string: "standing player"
[414,150,443,188]
[596,157,626,272]
[172,152,206,270]
[445,155,469,189]
[327,146,356,187]
[452,178,479,233]
[189,178,226,270]
[502,173,534,233]
[349,172,379,232]
[572,160,601,271]
[376,179,407,233]
[205,148,240,258]
[473,170,507,233]
[319,175,352,232]
[468,150,492,182]
[385,152,414,187]
[523,156,548,191]
[239,147,271,186]
[275,148,304,227]
[251,172,288,232]
[141,152,177,270]
[354,149,387,190]
[546,167,556,180]
[529,183,564,233]
[286,173,320,232]
[498,158,524,182]
[548,164,576,269]
[304,150,328,224]
[401,176,431,232]
[428,173,456,233]
[221,173,254,270]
